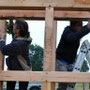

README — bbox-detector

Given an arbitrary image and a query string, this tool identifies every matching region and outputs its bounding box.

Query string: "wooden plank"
[51,21,57,90]
[0,20,6,41]
[0,52,3,71]
[0,0,90,10]
[52,21,57,71]
[75,0,90,5]
[43,8,56,90]
[0,71,43,82]
[43,7,54,90]
[51,82,55,90]
[0,10,90,20]
[55,10,90,20]
[0,51,3,90]
[42,82,51,90]
[0,52,3,90]
[0,82,2,90]
[0,10,45,20]
[0,20,7,90]
[44,7,54,71]
[0,71,90,83]
[0,20,7,70]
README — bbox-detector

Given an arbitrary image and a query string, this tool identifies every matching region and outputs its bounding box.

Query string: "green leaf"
[29,44,44,71]
[7,22,12,34]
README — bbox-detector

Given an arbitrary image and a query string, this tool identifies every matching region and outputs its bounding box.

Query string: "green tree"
[81,60,89,72]
[30,44,44,71]
[75,55,89,72]
[7,22,12,34]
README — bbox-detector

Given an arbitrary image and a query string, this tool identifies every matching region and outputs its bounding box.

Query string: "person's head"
[70,20,82,32]
[13,19,30,38]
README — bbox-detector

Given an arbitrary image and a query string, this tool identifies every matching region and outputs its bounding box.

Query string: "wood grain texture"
[0,71,90,83]
[0,10,90,20]
[0,0,90,10]
[0,20,7,90]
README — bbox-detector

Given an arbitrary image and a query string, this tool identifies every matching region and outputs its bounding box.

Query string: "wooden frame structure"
[0,0,90,90]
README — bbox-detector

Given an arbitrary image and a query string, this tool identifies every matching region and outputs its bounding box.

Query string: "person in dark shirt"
[56,20,90,90]
[0,19,32,90]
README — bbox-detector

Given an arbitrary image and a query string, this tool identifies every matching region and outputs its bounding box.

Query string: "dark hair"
[70,20,82,27]
[15,19,30,38]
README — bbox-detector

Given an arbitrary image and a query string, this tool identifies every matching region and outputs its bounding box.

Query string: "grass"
[75,83,90,90]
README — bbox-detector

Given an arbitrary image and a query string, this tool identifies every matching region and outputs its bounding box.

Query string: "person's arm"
[0,40,5,50]
[63,25,90,42]
[0,23,22,55]
[0,41,22,55]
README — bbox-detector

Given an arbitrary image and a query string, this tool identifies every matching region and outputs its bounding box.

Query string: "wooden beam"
[51,21,57,90]
[43,7,54,90]
[55,10,90,20]
[0,71,90,83]
[52,21,57,71]
[0,10,45,20]
[0,52,3,90]
[0,0,90,10]
[44,7,55,71]
[0,10,90,20]
[0,20,7,90]
[0,20,7,70]
[0,52,3,71]
[43,8,57,90]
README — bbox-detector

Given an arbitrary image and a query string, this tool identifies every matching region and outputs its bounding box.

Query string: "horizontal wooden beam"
[0,10,90,20]
[0,0,90,10]
[0,71,90,82]
[0,10,45,20]
[55,10,90,20]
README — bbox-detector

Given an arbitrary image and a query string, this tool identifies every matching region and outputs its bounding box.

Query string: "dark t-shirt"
[56,26,90,64]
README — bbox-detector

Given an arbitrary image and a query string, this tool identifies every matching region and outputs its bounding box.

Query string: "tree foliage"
[7,22,12,34]
[30,44,44,71]
[81,60,89,72]
[75,55,89,72]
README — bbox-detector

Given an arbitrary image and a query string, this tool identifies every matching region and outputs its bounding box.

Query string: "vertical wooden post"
[43,7,57,90]
[43,7,54,71]
[0,52,3,71]
[0,20,7,90]
[51,21,57,90]
[0,51,3,90]
[52,21,57,71]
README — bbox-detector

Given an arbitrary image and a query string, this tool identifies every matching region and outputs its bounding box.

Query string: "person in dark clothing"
[0,19,32,90]
[56,20,90,90]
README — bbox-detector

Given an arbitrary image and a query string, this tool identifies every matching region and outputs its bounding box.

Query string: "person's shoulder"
[13,37,32,47]
[17,40,26,45]
[64,26,71,31]
[63,26,71,34]
[12,39,25,47]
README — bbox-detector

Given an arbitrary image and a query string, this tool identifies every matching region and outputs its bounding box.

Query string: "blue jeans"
[56,60,74,90]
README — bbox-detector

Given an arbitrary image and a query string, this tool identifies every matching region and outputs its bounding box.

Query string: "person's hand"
[88,19,90,30]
